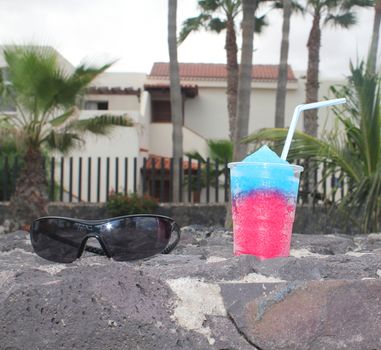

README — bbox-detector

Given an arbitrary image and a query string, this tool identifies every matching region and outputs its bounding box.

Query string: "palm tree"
[274,0,304,128]
[368,0,381,74]
[0,46,134,228]
[304,0,373,137]
[224,0,258,229]
[244,61,381,233]
[179,0,241,142]
[274,0,292,129]
[233,0,257,161]
[168,0,184,203]
[179,1,268,142]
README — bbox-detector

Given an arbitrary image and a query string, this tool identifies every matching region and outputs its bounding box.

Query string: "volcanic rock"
[1,227,381,350]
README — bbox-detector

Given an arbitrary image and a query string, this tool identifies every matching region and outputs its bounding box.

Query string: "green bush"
[106,192,158,217]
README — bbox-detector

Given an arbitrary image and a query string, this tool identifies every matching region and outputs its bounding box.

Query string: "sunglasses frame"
[30,214,181,262]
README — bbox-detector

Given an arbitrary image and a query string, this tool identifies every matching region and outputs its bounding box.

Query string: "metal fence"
[0,155,348,205]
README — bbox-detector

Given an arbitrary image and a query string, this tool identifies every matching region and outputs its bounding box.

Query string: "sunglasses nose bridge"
[77,233,112,259]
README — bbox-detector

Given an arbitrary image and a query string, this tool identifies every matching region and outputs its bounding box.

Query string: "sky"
[0,0,377,79]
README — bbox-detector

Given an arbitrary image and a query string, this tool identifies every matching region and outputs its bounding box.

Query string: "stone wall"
[1,227,381,349]
[0,202,361,234]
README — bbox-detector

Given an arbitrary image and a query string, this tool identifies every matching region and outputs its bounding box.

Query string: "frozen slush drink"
[228,146,303,260]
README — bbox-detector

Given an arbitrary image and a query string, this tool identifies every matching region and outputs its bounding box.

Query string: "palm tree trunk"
[368,0,381,75]
[168,0,183,202]
[226,0,257,229]
[9,146,48,229]
[225,15,239,141]
[305,8,321,137]
[233,0,257,161]
[275,0,292,128]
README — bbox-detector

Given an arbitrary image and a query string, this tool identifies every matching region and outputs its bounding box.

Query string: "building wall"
[85,72,146,111]
[51,110,141,202]
[315,77,345,134]
[251,80,304,134]
[148,124,208,158]
[85,94,140,111]
[91,72,146,88]
[177,76,344,145]
[184,86,230,139]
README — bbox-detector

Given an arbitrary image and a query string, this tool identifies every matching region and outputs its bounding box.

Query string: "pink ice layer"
[232,189,296,260]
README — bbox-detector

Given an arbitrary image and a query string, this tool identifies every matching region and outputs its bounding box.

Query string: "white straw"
[280,98,347,160]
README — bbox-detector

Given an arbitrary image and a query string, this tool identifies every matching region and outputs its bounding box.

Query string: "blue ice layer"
[242,145,289,164]
[230,145,299,196]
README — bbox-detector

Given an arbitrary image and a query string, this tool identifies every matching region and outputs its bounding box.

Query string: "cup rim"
[228,162,304,172]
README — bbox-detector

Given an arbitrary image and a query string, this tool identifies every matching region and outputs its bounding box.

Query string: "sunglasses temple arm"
[161,223,181,254]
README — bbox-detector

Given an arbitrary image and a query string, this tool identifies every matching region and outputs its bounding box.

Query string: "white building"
[0,48,344,202]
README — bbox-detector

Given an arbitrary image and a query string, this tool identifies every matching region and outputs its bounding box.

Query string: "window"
[151,100,171,122]
[84,100,109,110]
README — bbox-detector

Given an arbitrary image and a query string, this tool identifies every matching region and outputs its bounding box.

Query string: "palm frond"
[178,14,211,43]
[184,137,232,190]
[243,128,361,181]
[69,114,134,135]
[49,108,76,128]
[208,17,227,32]
[291,0,306,13]
[70,63,113,87]
[199,0,221,12]
[207,139,233,162]
[340,0,374,10]
[57,63,113,108]
[43,113,133,153]
[42,129,83,154]
[1,45,116,149]
[324,12,356,27]
[186,139,232,164]
[3,46,61,119]
[273,0,306,14]
[224,0,242,17]
[254,14,268,33]
[0,114,12,125]
[185,151,206,162]
[2,46,113,120]
[179,0,241,43]
[0,117,22,152]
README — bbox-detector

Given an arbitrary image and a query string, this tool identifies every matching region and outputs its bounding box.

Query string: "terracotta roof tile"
[146,155,199,171]
[149,62,297,81]
[144,83,198,97]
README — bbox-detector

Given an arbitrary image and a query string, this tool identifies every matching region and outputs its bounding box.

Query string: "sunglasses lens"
[100,216,172,261]
[30,219,86,263]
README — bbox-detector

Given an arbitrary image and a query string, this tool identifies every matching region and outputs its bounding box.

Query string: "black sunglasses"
[29,214,180,263]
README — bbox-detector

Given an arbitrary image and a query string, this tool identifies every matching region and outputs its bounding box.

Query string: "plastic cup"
[228,162,303,260]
